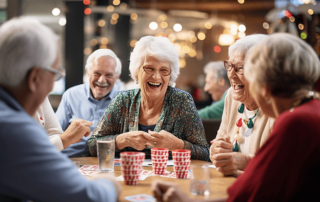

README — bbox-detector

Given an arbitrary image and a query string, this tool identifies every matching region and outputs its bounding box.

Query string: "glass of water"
[97,139,115,172]
[189,164,210,196]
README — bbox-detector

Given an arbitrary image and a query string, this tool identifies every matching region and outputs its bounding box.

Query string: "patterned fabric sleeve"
[85,93,125,156]
[172,91,210,161]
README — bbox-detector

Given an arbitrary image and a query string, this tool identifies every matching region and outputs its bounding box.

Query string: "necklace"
[232,103,259,152]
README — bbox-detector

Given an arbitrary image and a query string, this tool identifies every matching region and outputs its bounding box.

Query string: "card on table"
[124,194,156,202]
[114,159,121,166]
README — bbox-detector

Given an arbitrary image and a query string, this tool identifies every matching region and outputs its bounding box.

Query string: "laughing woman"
[210,34,275,176]
[85,36,209,161]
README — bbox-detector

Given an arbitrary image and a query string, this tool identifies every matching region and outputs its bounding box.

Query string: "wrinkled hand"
[118,131,154,151]
[152,180,192,202]
[210,136,232,157]
[60,119,92,149]
[211,152,250,176]
[91,173,122,200]
[147,130,184,150]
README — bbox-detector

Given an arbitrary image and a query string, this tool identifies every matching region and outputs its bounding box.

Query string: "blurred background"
[1,0,320,110]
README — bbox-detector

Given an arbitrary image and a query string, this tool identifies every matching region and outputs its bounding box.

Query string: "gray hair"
[0,17,59,87]
[229,34,268,59]
[245,33,320,98]
[129,36,180,86]
[85,49,122,77]
[204,61,230,86]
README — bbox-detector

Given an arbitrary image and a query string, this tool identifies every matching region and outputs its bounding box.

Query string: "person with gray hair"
[151,33,320,202]
[198,61,230,119]
[86,36,209,161]
[0,17,121,202]
[56,48,122,157]
[210,34,275,177]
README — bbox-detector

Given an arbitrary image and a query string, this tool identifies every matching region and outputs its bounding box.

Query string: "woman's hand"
[210,136,233,156]
[152,180,192,202]
[116,131,154,150]
[211,152,251,176]
[148,130,184,150]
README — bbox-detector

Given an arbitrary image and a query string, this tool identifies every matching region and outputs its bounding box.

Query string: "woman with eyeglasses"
[86,36,209,160]
[210,34,275,176]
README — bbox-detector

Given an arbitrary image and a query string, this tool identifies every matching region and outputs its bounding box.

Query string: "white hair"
[204,61,230,86]
[129,36,180,86]
[245,33,320,98]
[85,49,122,77]
[0,17,59,87]
[229,34,268,59]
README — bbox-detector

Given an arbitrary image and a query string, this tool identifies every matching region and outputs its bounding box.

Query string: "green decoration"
[238,103,244,114]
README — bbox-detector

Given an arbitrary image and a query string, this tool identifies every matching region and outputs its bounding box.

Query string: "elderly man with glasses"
[0,17,121,202]
[85,36,210,161]
[55,49,122,157]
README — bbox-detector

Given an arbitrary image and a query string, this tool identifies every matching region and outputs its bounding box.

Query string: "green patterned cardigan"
[85,86,210,161]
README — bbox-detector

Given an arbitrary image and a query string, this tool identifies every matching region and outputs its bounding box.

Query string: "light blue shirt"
[0,86,117,202]
[56,84,118,157]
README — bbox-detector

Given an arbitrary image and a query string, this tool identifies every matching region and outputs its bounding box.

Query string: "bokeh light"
[173,23,182,32]
[214,46,221,53]
[205,22,212,29]
[263,22,269,29]
[107,6,114,12]
[130,13,138,20]
[238,24,246,32]
[59,17,66,26]
[149,22,158,30]
[298,24,304,30]
[52,8,60,16]
[98,19,106,27]
[301,32,307,39]
[238,0,245,4]
[197,32,206,40]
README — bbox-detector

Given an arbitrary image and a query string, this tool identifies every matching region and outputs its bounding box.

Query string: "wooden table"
[71,157,235,202]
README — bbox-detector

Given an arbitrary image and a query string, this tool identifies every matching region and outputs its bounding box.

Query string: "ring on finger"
[154,141,157,148]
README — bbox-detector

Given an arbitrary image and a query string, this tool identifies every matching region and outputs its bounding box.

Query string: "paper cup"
[151,148,169,175]
[120,152,145,185]
[172,149,191,179]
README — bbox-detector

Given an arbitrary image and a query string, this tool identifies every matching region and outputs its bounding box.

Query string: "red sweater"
[227,99,320,201]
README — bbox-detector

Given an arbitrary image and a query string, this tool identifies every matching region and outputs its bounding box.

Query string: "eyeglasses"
[224,60,244,75]
[41,65,66,81]
[142,66,171,76]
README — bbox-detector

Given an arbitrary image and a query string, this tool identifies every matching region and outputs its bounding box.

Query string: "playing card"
[114,159,121,166]
[124,194,156,202]
[79,165,99,171]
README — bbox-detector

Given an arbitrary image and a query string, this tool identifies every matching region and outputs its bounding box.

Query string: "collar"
[0,86,25,112]
[85,83,118,102]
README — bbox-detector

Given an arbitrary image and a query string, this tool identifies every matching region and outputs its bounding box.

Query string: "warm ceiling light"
[190,36,197,43]
[263,22,269,29]
[188,49,196,57]
[59,17,66,26]
[197,32,206,40]
[90,39,98,46]
[308,9,314,15]
[52,8,60,16]
[84,47,92,55]
[101,37,108,44]
[173,23,182,32]
[238,0,245,4]
[110,19,117,25]
[112,13,119,20]
[238,24,246,32]
[130,13,138,20]
[98,19,106,27]
[158,14,167,21]
[205,22,212,29]
[107,5,114,12]
[113,0,120,6]
[160,22,168,28]
[218,34,235,46]
[149,22,158,30]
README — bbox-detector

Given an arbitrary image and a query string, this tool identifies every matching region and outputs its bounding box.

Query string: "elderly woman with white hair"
[210,34,275,176]
[86,36,209,160]
[152,33,320,202]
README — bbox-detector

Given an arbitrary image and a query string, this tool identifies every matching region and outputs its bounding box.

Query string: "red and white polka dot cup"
[120,152,145,185]
[151,148,169,175]
[172,149,191,179]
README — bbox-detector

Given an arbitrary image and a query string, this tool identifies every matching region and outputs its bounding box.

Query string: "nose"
[204,83,210,92]
[98,75,107,83]
[228,66,237,79]
[152,69,161,79]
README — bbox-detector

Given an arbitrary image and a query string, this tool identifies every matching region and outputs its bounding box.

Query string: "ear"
[217,77,225,86]
[260,85,272,100]
[116,75,120,80]
[27,67,42,93]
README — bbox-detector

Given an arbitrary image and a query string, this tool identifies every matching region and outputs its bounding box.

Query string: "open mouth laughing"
[147,82,162,89]
[94,81,109,88]
[232,83,244,92]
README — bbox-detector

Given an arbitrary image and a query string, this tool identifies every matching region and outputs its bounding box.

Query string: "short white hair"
[0,17,59,87]
[129,36,180,86]
[85,49,122,77]
[204,61,230,86]
[245,33,320,98]
[229,34,268,59]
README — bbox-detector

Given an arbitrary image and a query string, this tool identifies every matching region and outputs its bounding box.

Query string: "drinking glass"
[189,164,210,195]
[97,139,115,172]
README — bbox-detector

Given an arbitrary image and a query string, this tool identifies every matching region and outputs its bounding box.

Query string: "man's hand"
[60,119,92,149]
[152,180,192,202]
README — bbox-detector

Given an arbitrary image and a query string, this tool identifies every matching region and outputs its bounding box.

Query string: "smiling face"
[86,56,119,100]
[204,71,224,101]
[137,55,171,101]
[228,55,258,110]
